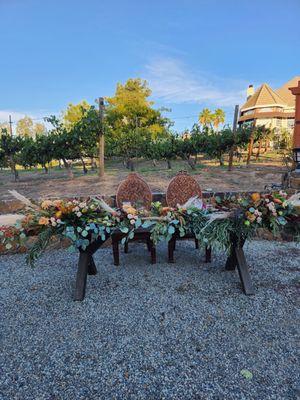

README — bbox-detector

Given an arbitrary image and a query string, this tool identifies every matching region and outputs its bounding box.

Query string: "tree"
[34,122,47,136]
[199,108,214,128]
[45,116,77,178]
[212,108,225,131]
[35,133,55,173]
[105,78,171,168]
[19,137,37,169]
[16,116,34,137]
[63,100,91,131]
[0,128,23,181]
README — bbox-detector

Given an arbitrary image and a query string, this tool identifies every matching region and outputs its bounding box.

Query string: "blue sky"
[0,0,299,131]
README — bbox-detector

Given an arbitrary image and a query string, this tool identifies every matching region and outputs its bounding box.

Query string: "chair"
[166,171,211,263]
[111,173,156,265]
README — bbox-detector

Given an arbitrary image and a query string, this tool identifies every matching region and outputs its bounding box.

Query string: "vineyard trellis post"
[97,97,105,177]
[228,104,239,171]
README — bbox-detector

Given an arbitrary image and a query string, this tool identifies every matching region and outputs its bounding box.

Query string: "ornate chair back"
[166,171,202,208]
[116,173,153,210]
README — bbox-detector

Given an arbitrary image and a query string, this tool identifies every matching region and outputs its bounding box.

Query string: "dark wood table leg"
[74,252,89,301]
[225,247,237,270]
[150,241,156,264]
[205,246,211,263]
[87,255,97,275]
[235,247,255,295]
[168,237,175,263]
[112,237,120,266]
[146,237,151,252]
[124,241,129,254]
[225,236,246,271]
[225,234,254,295]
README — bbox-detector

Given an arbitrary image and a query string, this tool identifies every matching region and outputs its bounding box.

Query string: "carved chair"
[111,173,156,265]
[166,171,211,263]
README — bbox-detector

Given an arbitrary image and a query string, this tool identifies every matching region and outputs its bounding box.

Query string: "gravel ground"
[0,240,299,400]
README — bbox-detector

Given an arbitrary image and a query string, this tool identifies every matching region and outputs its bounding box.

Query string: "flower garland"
[0,191,298,265]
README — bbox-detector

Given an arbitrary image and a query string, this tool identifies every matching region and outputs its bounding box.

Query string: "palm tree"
[213,108,225,131]
[199,108,213,128]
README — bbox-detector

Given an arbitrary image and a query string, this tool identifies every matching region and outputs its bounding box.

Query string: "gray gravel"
[0,240,299,400]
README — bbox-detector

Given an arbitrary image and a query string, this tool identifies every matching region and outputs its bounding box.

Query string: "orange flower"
[122,205,137,215]
[38,217,50,225]
[161,207,172,215]
[41,200,53,210]
[251,193,260,203]
[53,200,63,209]
[274,198,282,204]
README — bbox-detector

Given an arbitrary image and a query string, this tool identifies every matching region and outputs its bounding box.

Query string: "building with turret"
[238,77,299,134]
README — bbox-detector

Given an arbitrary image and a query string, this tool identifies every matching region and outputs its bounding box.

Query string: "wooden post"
[246,120,256,165]
[97,97,105,177]
[9,115,13,136]
[228,105,239,171]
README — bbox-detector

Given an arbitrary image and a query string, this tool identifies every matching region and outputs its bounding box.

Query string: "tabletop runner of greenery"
[0,191,299,267]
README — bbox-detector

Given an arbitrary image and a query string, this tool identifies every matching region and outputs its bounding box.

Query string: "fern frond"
[26,227,55,267]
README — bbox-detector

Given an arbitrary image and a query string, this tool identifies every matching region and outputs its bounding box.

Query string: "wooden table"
[73,232,254,301]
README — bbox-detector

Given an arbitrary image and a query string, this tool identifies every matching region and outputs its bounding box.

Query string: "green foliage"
[26,227,57,267]
[105,78,172,163]
[63,100,91,131]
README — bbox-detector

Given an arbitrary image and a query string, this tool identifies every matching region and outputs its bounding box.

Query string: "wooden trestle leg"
[74,252,90,301]
[225,235,254,295]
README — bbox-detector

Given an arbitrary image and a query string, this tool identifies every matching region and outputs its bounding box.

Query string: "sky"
[0,0,299,132]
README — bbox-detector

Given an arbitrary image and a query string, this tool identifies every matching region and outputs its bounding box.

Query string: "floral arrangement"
[0,190,298,265]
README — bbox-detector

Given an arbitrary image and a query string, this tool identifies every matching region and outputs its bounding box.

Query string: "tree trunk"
[186,157,196,170]
[129,159,135,171]
[10,157,19,182]
[228,147,234,171]
[152,159,157,167]
[43,164,48,174]
[246,134,254,165]
[58,159,62,169]
[80,156,88,174]
[167,159,172,169]
[256,140,262,161]
[90,157,96,170]
[62,158,74,179]
[219,154,224,166]
[264,139,269,153]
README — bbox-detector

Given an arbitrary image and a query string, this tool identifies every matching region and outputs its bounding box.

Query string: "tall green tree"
[16,116,34,137]
[63,100,91,131]
[105,78,171,168]
[0,128,23,180]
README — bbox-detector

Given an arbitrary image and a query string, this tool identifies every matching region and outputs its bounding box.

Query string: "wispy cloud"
[0,109,58,124]
[144,57,246,107]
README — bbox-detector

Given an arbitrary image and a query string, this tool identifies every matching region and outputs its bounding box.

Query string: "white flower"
[79,202,86,208]
[56,219,62,224]
[128,214,133,219]
[51,221,57,227]
[76,212,82,217]
[257,217,262,224]
[73,206,80,212]
[130,219,136,225]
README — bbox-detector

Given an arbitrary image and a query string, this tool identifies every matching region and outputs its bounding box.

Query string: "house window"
[287,119,294,129]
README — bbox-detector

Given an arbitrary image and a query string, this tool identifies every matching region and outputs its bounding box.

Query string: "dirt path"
[0,158,286,201]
